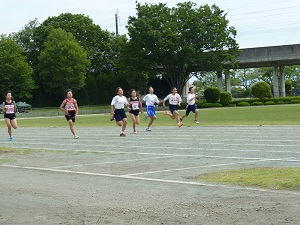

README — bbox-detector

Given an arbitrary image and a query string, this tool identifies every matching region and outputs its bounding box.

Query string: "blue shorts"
[146,106,156,117]
[169,104,178,114]
[185,104,197,115]
[114,109,127,122]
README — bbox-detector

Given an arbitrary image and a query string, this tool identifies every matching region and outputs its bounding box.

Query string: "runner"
[128,89,143,134]
[59,89,79,139]
[110,87,129,136]
[2,91,17,141]
[163,87,183,127]
[180,87,199,124]
[142,86,161,131]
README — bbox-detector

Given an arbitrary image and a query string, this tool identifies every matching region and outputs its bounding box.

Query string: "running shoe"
[134,130,137,134]
[146,127,151,131]
[178,122,183,128]
[120,133,126,137]
[74,135,79,139]
[194,120,199,124]
[164,111,169,115]
[9,136,13,141]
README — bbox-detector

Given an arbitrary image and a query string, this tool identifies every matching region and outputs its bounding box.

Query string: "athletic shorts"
[114,109,127,122]
[4,113,16,120]
[130,109,139,117]
[146,106,156,117]
[185,104,197,115]
[169,104,178,114]
[65,110,76,122]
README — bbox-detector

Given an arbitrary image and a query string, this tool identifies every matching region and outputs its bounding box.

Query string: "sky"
[1,0,300,48]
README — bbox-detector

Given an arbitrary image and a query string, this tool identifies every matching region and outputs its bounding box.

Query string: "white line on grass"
[1,164,299,196]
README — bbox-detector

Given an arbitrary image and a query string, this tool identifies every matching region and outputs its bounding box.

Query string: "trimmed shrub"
[220,92,232,106]
[251,82,272,101]
[276,101,284,104]
[290,99,300,104]
[251,101,264,106]
[201,103,223,108]
[264,101,275,105]
[204,87,221,103]
[237,102,250,107]
[178,102,187,110]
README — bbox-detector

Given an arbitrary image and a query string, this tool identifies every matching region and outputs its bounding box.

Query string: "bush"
[178,102,187,110]
[237,102,250,107]
[251,101,264,106]
[251,82,272,101]
[201,103,223,108]
[204,87,221,103]
[276,101,284,104]
[264,101,275,105]
[290,99,300,104]
[220,92,232,106]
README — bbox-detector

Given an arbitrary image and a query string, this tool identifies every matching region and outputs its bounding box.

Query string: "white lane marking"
[124,159,274,176]
[1,164,299,196]
[52,155,179,169]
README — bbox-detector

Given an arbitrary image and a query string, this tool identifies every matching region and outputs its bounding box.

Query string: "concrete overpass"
[221,44,300,97]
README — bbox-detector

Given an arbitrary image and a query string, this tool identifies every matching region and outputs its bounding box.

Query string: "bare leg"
[121,118,127,132]
[68,120,76,136]
[148,116,156,128]
[130,113,136,131]
[5,118,12,137]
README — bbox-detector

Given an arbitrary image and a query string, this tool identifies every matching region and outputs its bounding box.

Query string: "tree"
[127,2,239,95]
[38,28,89,96]
[0,35,34,100]
[251,81,272,101]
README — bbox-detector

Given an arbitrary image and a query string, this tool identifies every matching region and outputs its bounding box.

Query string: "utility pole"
[115,9,119,36]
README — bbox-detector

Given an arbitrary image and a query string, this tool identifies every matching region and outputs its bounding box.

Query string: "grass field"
[4,104,300,127]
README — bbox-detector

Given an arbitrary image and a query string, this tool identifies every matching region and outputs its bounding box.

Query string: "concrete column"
[272,64,279,97]
[225,69,231,93]
[216,70,223,91]
[280,65,286,97]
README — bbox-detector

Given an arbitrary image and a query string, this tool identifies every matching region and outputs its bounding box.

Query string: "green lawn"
[196,167,300,191]
[5,104,300,127]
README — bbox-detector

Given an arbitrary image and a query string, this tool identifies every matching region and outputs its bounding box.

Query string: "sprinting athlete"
[128,89,143,134]
[163,87,183,127]
[111,87,129,137]
[2,91,17,141]
[142,86,161,131]
[180,87,199,124]
[59,89,79,139]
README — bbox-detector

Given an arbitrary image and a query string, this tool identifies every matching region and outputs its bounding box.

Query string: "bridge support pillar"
[272,65,279,97]
[225,69,231,93]
[280,65,286,97]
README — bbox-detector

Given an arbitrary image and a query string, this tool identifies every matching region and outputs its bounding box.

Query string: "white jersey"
[111,95,128,109]
[143,94,159,106]
[187,93,196,105]
[164,93,182,105]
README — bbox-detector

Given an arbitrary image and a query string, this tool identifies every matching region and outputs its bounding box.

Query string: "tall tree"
[38,28,89,96]
[127,2,239,95]
[0,35,34,100]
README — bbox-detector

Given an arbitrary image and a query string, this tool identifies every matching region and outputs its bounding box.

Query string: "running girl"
[59,89,79,139]
[142,86,161,131]
[180,87,199,124]
[163,87,183,127]
[2,91,17,141]
[128,89,143,134]
[111,87,129,137]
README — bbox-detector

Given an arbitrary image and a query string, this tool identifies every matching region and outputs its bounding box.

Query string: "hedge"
[264,101,275,105]
[251,101,264,106]
[237,102,250,107]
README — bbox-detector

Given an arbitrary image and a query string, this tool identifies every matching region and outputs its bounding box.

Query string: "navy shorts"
[65,111,76,122]
[169,104,178,114]
[185,104,197,115]
[4,113,16,120]
[130,109,139,117]
[114,109,127,122]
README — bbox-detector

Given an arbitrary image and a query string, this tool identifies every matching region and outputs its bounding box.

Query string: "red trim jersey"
[65,98,76,112]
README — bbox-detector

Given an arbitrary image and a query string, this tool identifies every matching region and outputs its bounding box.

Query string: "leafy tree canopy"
[127,1,239,94]
[38,28,89,95]
[0,35,35,100]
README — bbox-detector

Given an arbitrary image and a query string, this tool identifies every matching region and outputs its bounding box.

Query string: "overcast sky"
[1,0,300,48]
